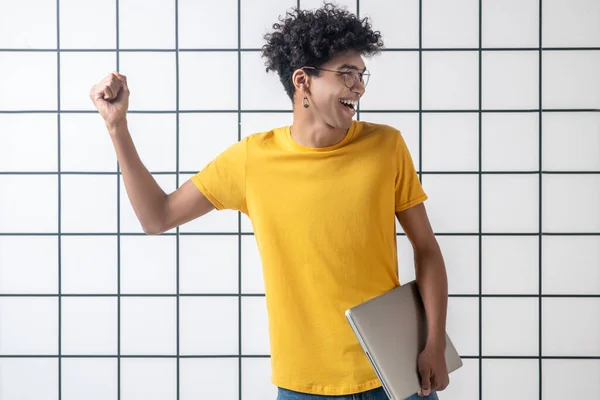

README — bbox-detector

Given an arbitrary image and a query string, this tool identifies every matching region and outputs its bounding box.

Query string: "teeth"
[340,99,357,106]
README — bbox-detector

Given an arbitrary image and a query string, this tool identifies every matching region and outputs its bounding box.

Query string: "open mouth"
[339,99,357,115]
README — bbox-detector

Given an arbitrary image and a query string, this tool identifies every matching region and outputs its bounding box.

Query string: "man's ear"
[292,69,310,93]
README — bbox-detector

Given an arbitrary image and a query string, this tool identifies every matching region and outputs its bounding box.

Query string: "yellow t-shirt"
[191,120,428,396]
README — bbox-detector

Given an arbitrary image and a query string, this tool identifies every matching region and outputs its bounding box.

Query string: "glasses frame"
[300,66,370,89]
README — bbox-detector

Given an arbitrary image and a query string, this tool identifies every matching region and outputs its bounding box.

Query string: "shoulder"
[353,120,403,146]
[243,125,288,148]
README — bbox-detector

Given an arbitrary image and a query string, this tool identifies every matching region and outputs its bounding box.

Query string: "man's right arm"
[110,121,215,235]
[91,72,214,235]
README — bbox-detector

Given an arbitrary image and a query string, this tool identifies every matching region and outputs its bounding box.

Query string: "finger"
[102,84,114,100]
[90,84,107,102]
[419,366,432,396]
[112,71,127,82]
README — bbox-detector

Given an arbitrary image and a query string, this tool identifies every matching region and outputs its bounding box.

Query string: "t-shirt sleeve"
[394,130,428,212]
[191,138,248,214]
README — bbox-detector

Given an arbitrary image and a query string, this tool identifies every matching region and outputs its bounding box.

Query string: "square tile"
[119,52,176,110]
[422,0,479,48]
[422,113,479,171]
[0,236,58,294]
[421,175,479,233]
[120,236,176,294]
[241,358,278,400]
[118,0,175,49]
[0,114,57,172]
[0,297,57,355]
[542,112,600,171]
[178,0,237,49]
[543,298,600,356]
[542,359,600,400]
[482,175,539,233]
[482,359,539,400]
[121,297,176,355]
[241,51,293,110]
[358,51,419,111]
[61,236,118,294]
[542,50,600,109]
[178,174,239,233]
[361,113,420,169]
[179,113,239,173]
[61,297,117,355]
[482,298,538,356]
[241,235,265,294]
[240,112,293,140]
[61,175,117,233]
[121,358,176,400]
[482,113,539,171]
[241,0,296,48]
[0,175,58,233]
[543,174,600,233]
[60,113,117,172]
[60,53,116,110]
[447,297,479,356]
[180,358,238,400]
[482,0,539,48]
[542,236,600,295]
[179,52,238,110]
[0,52,57,110]
[242,296,270,355]
[241,212,254,233]
[542,0,600,47]
[302,0,356,13]
[179,235,238,294]
[180,296,238,355]
[482,236,539,294]
[0,0,56,48]
[119,174,176,234]
[422,52,479,110]
[438,236,479,294]
[61,358,118,400]
[59,0,116,49]
[359,0,419,48]
[0,358,58,400]
[435,358,478,400]
[482,51,539,110]
[126,114,176,172]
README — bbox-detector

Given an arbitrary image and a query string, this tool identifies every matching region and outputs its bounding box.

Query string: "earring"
[303,93,310,108]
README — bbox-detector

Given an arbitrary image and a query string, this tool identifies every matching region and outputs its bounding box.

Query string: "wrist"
[106,119,128,136]
[425,334,446,352]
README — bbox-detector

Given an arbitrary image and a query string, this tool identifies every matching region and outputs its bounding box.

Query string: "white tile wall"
[0,0,598,399]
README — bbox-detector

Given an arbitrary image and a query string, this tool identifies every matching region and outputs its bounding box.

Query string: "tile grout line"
[538,1,544,398]
[478,0,483,397]
[115,0,121,398]
[175,0,181,398]
[56,0,62,398]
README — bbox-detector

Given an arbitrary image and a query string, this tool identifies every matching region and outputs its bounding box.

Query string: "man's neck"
[290,114,348,149]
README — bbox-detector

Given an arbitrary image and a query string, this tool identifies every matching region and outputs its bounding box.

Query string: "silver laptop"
[345,280,463,400]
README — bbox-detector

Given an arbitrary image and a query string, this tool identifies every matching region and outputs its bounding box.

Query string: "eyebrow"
[337,63,367,72]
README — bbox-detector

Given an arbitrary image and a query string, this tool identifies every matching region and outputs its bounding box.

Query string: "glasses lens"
[343,70,370,88]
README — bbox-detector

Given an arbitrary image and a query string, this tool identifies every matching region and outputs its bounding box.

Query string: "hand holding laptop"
[416,345,449,397]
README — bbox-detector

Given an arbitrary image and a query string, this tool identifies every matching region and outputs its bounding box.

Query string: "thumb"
[419,365,432,396]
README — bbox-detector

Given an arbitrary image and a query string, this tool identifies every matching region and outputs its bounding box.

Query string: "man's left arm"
[396,202,450,397]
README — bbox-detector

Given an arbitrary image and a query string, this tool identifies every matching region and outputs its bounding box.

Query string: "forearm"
[108,121,167,234]
[414,244,449,350]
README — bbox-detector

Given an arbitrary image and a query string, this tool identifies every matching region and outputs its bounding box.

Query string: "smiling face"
[294,51,368,131]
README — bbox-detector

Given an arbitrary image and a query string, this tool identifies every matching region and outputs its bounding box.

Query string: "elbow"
[141,216,166,235]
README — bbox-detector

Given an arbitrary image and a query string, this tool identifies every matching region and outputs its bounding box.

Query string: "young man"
[90,4,449,400]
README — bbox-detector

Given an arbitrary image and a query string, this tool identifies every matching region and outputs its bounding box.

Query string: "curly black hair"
[261,2,384,101]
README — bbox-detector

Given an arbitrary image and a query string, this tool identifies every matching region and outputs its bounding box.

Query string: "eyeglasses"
[301,66,370,89]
